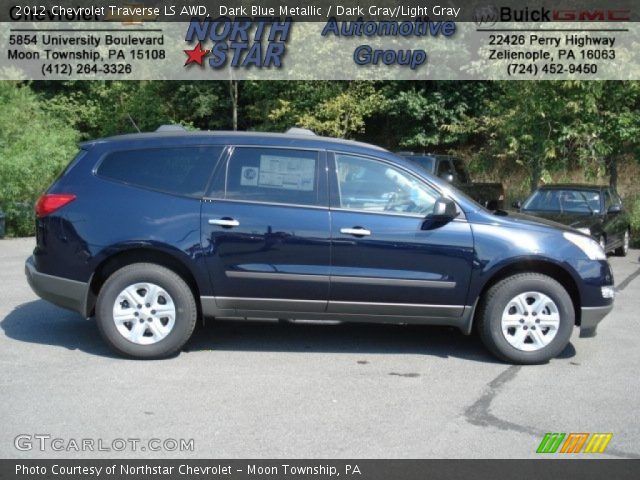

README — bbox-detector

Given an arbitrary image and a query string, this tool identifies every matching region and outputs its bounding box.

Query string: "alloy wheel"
[112,282,176,345]
[501,291,560,352]
[623,230,630,254]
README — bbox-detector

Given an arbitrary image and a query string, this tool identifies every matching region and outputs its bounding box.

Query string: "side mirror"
[607,204,622,215]
[439,173,454,183]
[512,201,522,210]
[428,197,458,220]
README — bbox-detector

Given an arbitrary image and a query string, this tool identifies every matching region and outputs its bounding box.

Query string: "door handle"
[208,218,240,228]
[340,227,371,237]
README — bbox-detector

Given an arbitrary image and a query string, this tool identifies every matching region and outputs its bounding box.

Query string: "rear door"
[201,146,331,313]
[327,152,475,318]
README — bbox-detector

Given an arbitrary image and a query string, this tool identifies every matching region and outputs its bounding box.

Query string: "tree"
[374,81,492,150]
[265,81,385,138]
[565,82,640,188]
[0,82,79,235]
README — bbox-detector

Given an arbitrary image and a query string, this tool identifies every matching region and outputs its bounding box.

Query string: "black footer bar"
[2,459,640,480]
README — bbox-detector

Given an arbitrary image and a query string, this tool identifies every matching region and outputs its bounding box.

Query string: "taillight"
[35,194,76,218]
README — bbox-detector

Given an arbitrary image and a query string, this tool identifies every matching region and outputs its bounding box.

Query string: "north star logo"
[183,17,292,69]
[184,42,209,66]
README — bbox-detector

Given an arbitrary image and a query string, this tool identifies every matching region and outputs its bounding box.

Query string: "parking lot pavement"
[1,237,639,459]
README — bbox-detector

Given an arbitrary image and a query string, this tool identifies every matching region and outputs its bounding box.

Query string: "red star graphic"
[184,42,210,66]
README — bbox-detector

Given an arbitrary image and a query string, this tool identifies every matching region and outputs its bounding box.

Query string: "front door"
[328,153,474,318]
[602,188,625,248]
[201,146,330,313]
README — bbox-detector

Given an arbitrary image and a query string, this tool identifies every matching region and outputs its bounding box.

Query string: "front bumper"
[25,256,89,316]
[580,304,613,338]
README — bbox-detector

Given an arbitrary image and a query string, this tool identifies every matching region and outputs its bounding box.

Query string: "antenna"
[127,113,141,133]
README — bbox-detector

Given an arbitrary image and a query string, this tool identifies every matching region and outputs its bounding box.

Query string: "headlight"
[601,286,616,299]
[563,232,606,260]
[577,227,591,236]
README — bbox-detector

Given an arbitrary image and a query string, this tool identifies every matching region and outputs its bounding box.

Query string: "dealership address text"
[480,32,620,77]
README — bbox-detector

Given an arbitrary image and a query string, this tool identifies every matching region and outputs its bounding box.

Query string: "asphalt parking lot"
[1,237,639,459]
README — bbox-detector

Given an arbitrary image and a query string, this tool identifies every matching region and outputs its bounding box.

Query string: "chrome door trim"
[327,301,464,317]
[225,271,455,288]
[202,197,330,211]
[226,271,329,282]
[331,276,456,288]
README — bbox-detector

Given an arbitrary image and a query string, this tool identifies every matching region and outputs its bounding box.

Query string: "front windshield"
[523,189,601,214]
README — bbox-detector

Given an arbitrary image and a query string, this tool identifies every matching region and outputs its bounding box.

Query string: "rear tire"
[96,263,197,359]
[477,273,574,364]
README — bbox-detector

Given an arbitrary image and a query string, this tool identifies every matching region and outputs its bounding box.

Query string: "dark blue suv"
[25,128,614,363]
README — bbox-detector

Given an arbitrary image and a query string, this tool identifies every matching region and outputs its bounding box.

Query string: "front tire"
[598,235,607,253]
[614,230,630,257]
[96,263,197,359]
[477,273,574,364]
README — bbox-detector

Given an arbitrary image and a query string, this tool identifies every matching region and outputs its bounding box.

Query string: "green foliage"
[446,81,640,192]
[382,81,491,150]
[0,82,79,236]
[629,195,640,248]
[259,81,385,138]
[296,82,386,138]
[39,81,176,138]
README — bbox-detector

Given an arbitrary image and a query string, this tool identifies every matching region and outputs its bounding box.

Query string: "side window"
[452,158,470,184]
[604,190,613,210]
[97,146,222,197]
[335,154,440,215]
[224,148,321,206]
[436,159,455,181]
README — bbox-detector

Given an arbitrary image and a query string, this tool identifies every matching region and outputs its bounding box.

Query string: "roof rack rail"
[156,124,187,132]
[285,127,316,136]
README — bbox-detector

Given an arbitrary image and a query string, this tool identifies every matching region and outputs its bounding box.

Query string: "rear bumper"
[25,256,89,316]
[580,304,613,338]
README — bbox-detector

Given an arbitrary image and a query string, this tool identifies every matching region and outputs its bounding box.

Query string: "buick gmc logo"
[551,10,631,21]
[473,5,498,26]
[474,5,631,24]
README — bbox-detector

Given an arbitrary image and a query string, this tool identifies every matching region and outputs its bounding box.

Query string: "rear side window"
[222,147,322,206]
[97,147,222,197]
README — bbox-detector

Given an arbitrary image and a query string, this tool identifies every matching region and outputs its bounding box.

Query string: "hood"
[521,210,600,229]
[479,210,578,234]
